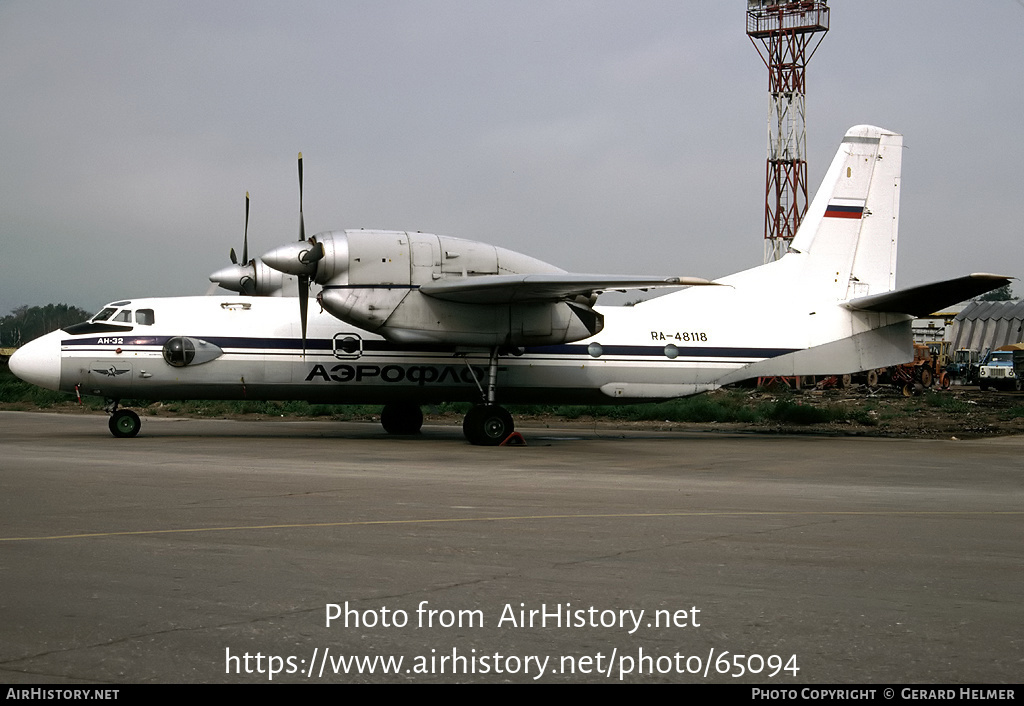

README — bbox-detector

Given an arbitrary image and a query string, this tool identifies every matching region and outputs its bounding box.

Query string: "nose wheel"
[108,408,142,438]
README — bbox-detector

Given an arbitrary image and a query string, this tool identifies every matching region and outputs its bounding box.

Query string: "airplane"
[9,125,1011,444]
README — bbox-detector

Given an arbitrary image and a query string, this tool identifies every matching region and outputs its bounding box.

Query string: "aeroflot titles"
[306,363,490,385]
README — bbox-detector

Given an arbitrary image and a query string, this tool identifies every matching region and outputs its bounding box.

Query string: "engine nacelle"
[292,230,602,346]
[321,286,602,346]
[209,259,298,297]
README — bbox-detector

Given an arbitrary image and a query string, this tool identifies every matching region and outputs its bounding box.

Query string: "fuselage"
[12,293,802,407]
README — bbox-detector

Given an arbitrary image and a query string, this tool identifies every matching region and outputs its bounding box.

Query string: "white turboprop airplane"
[10,126,1010,444]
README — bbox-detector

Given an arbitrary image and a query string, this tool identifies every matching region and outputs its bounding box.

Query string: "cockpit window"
[136,309,155,325]
[112,310,132,323]
[92,307,117,322]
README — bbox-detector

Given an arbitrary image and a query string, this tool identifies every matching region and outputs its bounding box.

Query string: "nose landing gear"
[106,401,141,438]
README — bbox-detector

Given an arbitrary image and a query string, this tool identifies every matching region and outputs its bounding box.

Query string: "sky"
[1,0,1022,316]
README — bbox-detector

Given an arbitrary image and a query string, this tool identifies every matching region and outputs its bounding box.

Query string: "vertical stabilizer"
[790,125,902,301]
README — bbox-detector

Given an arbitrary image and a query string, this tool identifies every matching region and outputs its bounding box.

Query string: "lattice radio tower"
[747,1,829,263]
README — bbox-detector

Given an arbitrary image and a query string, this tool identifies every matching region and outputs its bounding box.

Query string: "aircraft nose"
[9,329,63,391]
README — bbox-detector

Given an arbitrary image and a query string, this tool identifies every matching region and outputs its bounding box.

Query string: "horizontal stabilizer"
[843,274,1013,317]
[419,274,716,304]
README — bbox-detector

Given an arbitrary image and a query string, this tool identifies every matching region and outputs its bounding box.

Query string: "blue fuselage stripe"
[59,333,795,361]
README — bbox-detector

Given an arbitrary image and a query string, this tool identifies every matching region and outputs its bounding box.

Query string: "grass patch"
[922,391,972,414]
[146,400,385,419]
[1000,405,1024,421]
[0,366,80,408]
[510,391,871,426]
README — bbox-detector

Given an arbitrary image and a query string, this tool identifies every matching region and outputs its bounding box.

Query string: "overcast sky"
[2,0,1022,316]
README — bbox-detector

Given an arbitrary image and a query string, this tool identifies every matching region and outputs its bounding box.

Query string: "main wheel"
[462,404,514,446]
[108,409,141,438]
[380,403,423,435]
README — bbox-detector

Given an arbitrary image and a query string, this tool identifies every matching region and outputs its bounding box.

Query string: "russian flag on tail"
[824,203,865,219]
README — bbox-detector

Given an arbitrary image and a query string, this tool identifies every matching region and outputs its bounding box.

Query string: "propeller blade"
[229,247,237,265]
[297,152,305,242]
[298,153,307,356]
[243,191,250,264]
[239,275,255,296]
[299,274,309,357]
[299,238,325,266]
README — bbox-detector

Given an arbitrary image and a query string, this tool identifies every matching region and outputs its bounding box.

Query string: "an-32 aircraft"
[10,126,1010,444]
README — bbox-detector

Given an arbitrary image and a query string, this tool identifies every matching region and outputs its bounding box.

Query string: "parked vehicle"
[881,343,951,395]
[946,348,980,385]
[978,350,1021,391]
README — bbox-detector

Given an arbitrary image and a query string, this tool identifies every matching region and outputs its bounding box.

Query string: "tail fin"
[708,126,912,383]
[648,124,1007,385]
[790,124,902,301]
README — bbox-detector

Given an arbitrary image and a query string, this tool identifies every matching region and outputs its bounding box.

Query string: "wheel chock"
[499,432,527,446]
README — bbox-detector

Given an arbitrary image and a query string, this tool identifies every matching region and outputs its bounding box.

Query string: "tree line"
[1,304,92,346]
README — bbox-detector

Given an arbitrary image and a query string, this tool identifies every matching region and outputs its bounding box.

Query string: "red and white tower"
[747,1,829,263]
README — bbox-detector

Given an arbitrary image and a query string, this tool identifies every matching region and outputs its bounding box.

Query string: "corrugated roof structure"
[950,300,1024,351]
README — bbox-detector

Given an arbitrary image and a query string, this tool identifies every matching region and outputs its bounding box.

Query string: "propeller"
[259,153,325,354]
[209,192,256,295]
[295,154,324,354]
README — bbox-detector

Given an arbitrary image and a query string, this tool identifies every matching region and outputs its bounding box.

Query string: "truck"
[978,350,1021,391]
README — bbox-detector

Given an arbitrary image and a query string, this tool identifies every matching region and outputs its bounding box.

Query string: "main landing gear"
[380,403,424,435]
[106,401,141,438]
[380,401,514,445]
[461,347,515,446]
[380,348,516,445]
[462,404,514,446]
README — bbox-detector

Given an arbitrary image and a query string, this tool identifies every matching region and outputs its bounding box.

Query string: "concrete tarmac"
[0,411,1020,684]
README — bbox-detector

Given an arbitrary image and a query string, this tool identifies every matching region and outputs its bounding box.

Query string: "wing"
[843,273,1013,317]
[418,274,717,304]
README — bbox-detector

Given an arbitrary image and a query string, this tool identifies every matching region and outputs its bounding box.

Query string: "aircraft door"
[85,360,134,396]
